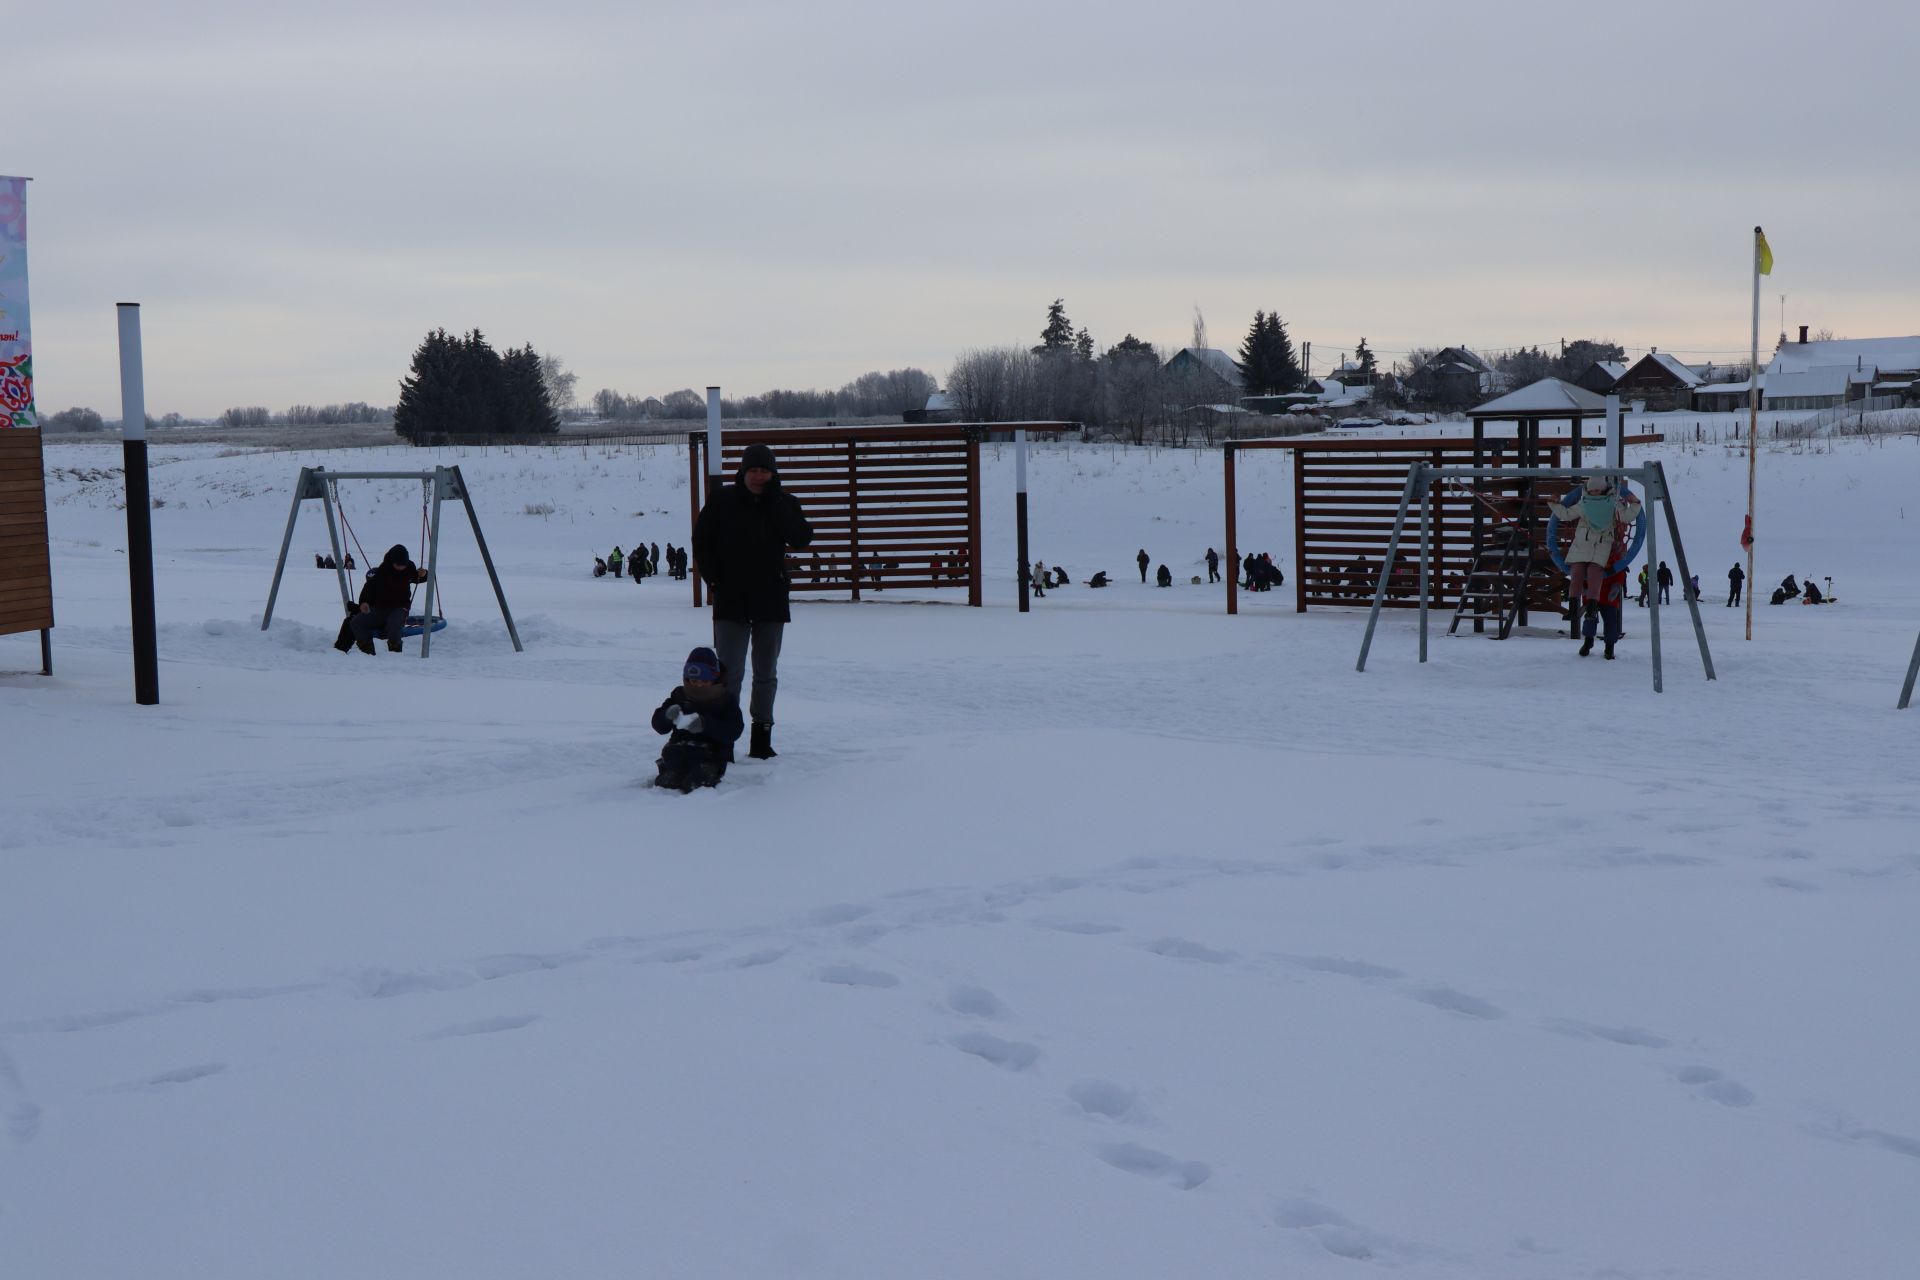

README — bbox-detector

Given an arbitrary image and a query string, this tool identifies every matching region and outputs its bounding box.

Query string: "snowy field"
[4,423,1919,1279]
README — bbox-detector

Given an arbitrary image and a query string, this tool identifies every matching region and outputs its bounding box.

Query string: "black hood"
[385,544,412,566]
[736,443,780,489]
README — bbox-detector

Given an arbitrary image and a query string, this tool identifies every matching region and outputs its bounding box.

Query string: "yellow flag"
[1756,227,1774,276]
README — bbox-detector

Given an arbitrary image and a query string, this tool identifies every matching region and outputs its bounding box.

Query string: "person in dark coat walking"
[1727,563,1744,607]
[1205,547,1220,583]
[650,646,746,791]
[338,544,428,654]
[693,442,813,759]
[1137,548,1150,583]
[1656,560,1673,604]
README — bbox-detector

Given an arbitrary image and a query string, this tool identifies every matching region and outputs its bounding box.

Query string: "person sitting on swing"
[1550,474,1641,659]
[347,544,429,655]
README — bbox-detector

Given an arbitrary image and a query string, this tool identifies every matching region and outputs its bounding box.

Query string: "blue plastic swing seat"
[402,614,448,638]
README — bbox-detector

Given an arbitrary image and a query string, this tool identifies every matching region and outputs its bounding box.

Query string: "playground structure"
[688,424,1000,606]
[260,465,522,658]
[0,426,52,673]
[1355,460,1714,693]
[1222,431,1665,618]
[1223,380,1662,624]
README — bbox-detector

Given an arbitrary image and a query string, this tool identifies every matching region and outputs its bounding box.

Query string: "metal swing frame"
[260,465,522,658]
[1355,460,1714,694]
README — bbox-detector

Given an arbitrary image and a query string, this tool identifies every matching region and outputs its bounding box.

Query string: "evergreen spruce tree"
[1034,299,1075,354]
[453,329,504,434]
[1354,338,1378,384]
[1238,311,1271,395]
[1269,314,1304,393]
[393,328,464,441]
[1238,312,1305,397]
[1074,326,1094,363]
[499,344,560,434]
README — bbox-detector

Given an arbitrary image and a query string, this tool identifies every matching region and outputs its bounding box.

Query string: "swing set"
[261,465,522,658]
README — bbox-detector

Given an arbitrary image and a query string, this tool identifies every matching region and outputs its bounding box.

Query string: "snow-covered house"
[1760,332,1920,409]
[903,390,955,424]
[1613,351,1702,412]
[1574,361,1628,395]
[1162,347,1245,397]
[1403,347,1493,409]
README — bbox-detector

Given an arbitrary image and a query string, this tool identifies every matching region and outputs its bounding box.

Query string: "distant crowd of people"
[594,542,687,582]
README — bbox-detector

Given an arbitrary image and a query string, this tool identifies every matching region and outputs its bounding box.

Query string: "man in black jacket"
[1727,563,1744,607]
[339,544,428,654]
[693,443,814,759]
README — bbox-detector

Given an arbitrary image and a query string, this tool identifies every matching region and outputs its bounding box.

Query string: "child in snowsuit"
[650,646,745,792]
[1549,476,1641,658]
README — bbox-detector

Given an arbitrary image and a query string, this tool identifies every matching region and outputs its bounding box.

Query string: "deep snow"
[3,422,1918,1279]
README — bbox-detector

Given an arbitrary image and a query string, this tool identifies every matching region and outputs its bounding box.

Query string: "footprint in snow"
[1067,1080,1138,1120]
[1543,1019,1669,1049]
[1145,937,1238,964]
[946,985,1009,1020]
[1096,1142,1210,1190]
[729,947,790,969]
[1407,986,1507,1020]
[1673,1065,1755,1107]
[1270,1197,1427,1261]
[1035,920,1122,936]
[1283,954,1404,981]
[130,1063,226,1089]
[949,1030,1039,1071]
[419,1014,539,1040]
[817,965,898,989]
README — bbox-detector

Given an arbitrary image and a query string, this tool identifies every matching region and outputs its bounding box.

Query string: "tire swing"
[330,476,446,639]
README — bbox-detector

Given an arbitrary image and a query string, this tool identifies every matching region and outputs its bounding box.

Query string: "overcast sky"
[15,0,1920,417]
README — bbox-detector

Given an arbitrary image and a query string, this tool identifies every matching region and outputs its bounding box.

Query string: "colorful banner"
[0,176,33,428]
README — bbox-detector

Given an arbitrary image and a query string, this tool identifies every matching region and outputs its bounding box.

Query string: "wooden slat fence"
[691,425,983,606]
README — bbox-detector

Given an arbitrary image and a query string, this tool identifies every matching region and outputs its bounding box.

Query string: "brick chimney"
[1799,325,1809,344]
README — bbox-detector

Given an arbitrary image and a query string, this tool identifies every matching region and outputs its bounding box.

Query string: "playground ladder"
[1448,524,1535,640]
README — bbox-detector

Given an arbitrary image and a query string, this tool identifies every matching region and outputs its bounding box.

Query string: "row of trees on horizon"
[40,307,1756,439]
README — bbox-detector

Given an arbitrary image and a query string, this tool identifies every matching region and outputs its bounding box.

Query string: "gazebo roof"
[1469,378,1607,420]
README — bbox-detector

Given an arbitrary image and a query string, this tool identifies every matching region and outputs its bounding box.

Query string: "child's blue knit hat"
[683,646,721,683]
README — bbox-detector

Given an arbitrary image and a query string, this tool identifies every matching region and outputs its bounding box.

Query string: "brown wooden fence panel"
[0,429,52,639]
[691,425,985,606]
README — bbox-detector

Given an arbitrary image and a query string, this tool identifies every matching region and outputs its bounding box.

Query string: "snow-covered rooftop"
[1470,377,1607,417]
[1767,336,1920,377]
[1633,352,1703,387]
[1764,368,1849,399]
[1168,347,1244,386]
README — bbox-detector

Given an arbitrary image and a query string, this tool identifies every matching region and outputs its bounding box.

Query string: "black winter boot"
[356,638,376,655]
[387,638,403,653]
[1603,643,1616,660]
[1578,637,1594,656]
[748,723,777,760]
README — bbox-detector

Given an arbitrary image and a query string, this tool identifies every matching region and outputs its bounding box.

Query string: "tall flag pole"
[1745,226,1771,641]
